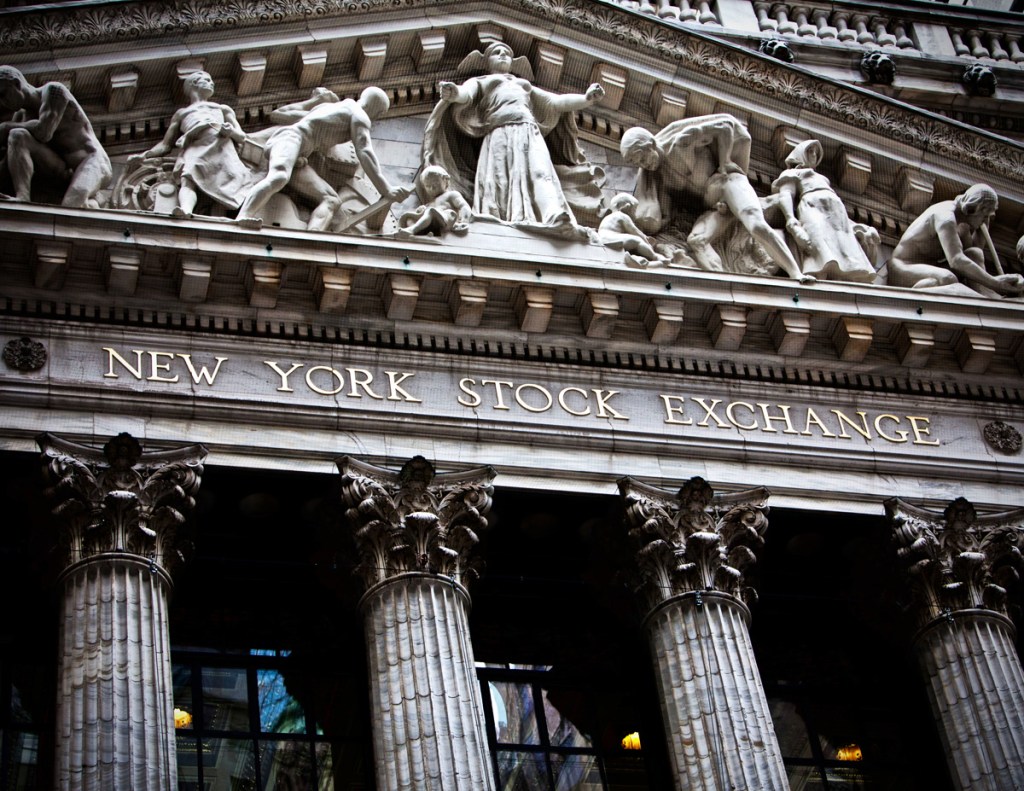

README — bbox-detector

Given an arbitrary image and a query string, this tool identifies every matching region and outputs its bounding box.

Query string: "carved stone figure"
[139,70,253,217]
[422,42,606,234]
[237,86,410,231]
[963,63,997,97]
[759,38,794,63]
[398,165,473,237]
[598,193,660,264]
[772,139,877,283]
[620,114,810,282]
[888,184,1024,298]
[860,51,896,85]
[0,65,111,208]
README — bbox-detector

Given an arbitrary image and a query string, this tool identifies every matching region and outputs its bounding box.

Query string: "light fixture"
[836,744,863,761]
[173,708,193,729]
[621,732,641,750]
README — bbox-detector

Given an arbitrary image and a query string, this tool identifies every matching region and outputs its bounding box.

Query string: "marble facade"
[2,0,1024,789]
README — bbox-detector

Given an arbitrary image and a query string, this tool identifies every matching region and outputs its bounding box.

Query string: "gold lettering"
[757,403,799,434]
[481,379,514,410]
[305,365,344,396]
[147,351,179,383]
[385,371,422,403]
[726,401,758,431]
[457,378,481,408]
[874,414,909,443]
[593,389,628,421]
[178,354,227,386]
[103,347,144,379]
[346,368,384,400]
[831,409,872,441]
[906,416,940,446]
[693,398,730,429]
[263,361,304,392]
[558,387,591,417]
[660,395,693,425]
[800,407,837,438]
[515,383,553,413]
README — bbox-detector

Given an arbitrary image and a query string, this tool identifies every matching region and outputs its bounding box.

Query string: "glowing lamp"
[621,732,641,750]
[173,708,193,729]
[836,744,863,761]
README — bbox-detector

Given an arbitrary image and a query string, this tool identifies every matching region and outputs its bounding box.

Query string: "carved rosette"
[983,420,1023,455]
[38,432,207,577]
[3,336,47,371]
[338,455,495,591]
[887,497,1024,630]
[619,476,770,617]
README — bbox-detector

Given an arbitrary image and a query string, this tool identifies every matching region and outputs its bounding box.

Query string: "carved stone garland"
[887,497,1024,791]
[338,455,496,791]
[38,432,206,791]
[619,476,787,791]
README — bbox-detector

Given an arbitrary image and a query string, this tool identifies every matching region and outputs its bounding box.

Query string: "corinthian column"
[887,497,1024,791]
[619,476,788,791]
[38,432,206,791]
[338,455,496,791]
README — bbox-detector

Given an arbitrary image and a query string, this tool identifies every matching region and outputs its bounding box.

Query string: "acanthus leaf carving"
[887,496,1024,628]
[619,476,770,615]
[338,455,495,590]
[38,432,206,576]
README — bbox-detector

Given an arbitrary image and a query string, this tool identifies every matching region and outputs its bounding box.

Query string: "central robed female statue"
[422,42,606,234]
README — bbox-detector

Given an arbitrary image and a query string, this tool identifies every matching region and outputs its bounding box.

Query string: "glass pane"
[176,735,200,788]
[541,688,592,750]
[173,665,195,731]
[824,765,870,790]
[9,664,45,725]
[550,753,603,790]
[769,699,814,759]
[202,738,256,790]
[314,742,333,791]
[260,740,314,790]
[3,731,39,791]
[489,682,540,745]
[257,669,306,734]
[202,667,250,732]
[786,764,826,791]
[603,753,647,790]
[497,750,549,791]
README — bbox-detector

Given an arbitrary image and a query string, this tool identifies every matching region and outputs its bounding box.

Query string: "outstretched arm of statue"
[220,105,247,144]
[438,80,476,105]
[938,215,1023,295]
[269,87,339,124]
[547,83,605,113]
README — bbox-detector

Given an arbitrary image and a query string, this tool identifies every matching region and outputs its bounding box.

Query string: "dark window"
[173,649,334,791]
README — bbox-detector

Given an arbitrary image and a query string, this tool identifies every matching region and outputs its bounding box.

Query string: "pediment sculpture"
[3,58,1023,302]
[420,41,607,239]
[0,66,111,208]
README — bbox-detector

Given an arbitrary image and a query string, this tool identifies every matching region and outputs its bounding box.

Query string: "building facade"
[2,0,1024,789]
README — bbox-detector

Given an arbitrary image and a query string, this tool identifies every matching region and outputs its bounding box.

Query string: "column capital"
[887,496,1024,629]
[38,432,207,577]
[337,455,495,590]
[618,476,770,615]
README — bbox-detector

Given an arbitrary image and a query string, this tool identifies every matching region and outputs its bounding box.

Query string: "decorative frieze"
[316,266,353,314]
[293,45,327,89]
[831,316,873,362]
[382,273,421,321]
[449,279,488,327]
[245,259,282,308]
[413,29,446,73]
[708,304,747,350]
[105,246,142,296]
[533,42,566,89]
[514,285,554,333]
[176,255,213,303]
[33,239,72,290]
[358,37,389,82]
[769,310,810,357]
[106,68,138,112]
[643,298,683,344]
[582,291,620,338]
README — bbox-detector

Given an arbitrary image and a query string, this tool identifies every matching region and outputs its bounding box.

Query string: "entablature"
[3,202,1023,388]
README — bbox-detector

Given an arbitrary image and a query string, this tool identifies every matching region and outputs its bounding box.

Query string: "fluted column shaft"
[914,611,1024,791]
[361,573,491,791]
[56,555,176,791]
[646,592,787,791]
